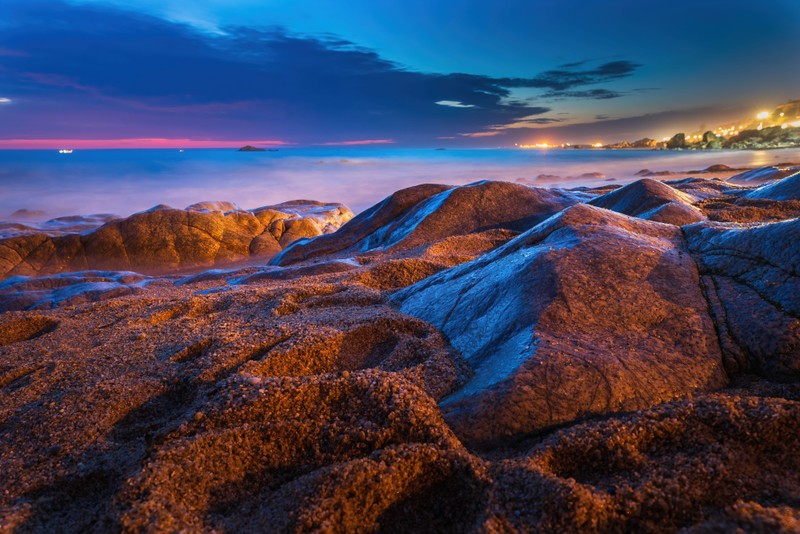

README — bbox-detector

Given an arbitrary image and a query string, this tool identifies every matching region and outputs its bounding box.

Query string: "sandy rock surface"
[2,176,800,532]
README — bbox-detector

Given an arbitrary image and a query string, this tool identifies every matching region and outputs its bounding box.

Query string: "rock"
[701,131,723,149]
[630,137,658,148]
[666,133,688,149]
[743,170,800,201]
[0,271,150,312]
[185,201,240,212]
[685,218,800,377]
[0,214,120,239]
[234,259,362,284]
[638,200,706,225]
[272,181,582,266]
[664,177,737,200]
[392,204,727,444]
[0,202,353,280]
[248,232,282,257]
[704,164,734,173]
[2,180,800,531]
[698,196,800,223]
[724,126,800,150]
[277,218,323,247]
[729,165,800,184]
[268,184,453,265]
[634,169,676,177]
[9,209,47,220]
[587,178,704,225]
[238,145,266,152]
[255,200,354,233]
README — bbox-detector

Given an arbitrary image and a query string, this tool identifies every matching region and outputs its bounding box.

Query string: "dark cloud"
[498,60,640,91]
[495,117,564,129]
[0,1,641,144]
[543,89,624,100]
[557,60,591,69]
[518,117,563,124]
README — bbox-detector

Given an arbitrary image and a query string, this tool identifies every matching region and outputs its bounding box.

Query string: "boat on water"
[58,149,73,154]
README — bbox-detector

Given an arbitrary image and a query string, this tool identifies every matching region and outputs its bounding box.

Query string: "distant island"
[238,145,266,152]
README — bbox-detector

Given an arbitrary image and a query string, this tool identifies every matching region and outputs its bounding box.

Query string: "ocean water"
[1,147,798,221]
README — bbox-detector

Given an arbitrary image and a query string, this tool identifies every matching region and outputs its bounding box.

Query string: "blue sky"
[1,0,799,147]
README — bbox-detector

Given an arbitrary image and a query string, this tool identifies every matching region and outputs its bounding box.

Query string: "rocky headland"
[1,165,800,532]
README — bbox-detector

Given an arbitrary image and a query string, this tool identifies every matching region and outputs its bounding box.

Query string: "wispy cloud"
[542,88,624,100]
[435,100,476,108]
[458,131,502,138]
[492,116,564,130]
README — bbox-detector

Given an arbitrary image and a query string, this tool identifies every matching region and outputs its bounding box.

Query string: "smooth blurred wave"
[1,147,798,221]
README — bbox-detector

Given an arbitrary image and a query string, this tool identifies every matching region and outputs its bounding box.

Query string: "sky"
[0,0,799,148]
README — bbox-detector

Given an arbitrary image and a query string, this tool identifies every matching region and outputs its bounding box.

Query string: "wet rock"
[743,170,800,201]
[664,177,738,200]
[393,204,727,445]
[185,201,240,212]
[685,217,800,377]
[587,178,704,225]
[272,181,582,266]
[1,180,800,532]
[730,165,800,184]
[0,271,150,312]
[0,201,353,280]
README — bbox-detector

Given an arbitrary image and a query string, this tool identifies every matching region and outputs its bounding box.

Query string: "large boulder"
[393,204,727,445]
[272,181,583,266]
[664,177,737,200]
[0,201,352,280]
[587,178,705,225]
[743,171,800,201]
[666,133,688,149]
[685,218,800,377]
[729,165,800,184]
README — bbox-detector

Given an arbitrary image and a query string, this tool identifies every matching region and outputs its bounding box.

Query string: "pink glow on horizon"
[0,138,292,149]
[317,139,395,146]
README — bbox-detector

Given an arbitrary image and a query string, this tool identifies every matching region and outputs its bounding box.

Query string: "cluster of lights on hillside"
[517,108,800,149]
[515,142,603,149]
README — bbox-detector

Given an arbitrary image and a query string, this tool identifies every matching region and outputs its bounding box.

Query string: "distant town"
[517,98,800,151]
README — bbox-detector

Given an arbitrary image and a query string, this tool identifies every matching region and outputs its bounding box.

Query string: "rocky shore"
[1,164,799,532]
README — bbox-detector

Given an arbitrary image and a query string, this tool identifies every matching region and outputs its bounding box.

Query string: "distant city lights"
[515,142,573,149]
[514,104,799,149]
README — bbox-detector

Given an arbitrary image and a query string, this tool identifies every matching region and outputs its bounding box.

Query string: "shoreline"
[2,156,798,226]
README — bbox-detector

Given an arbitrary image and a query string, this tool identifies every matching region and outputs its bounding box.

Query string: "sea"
[1,147,798,222]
